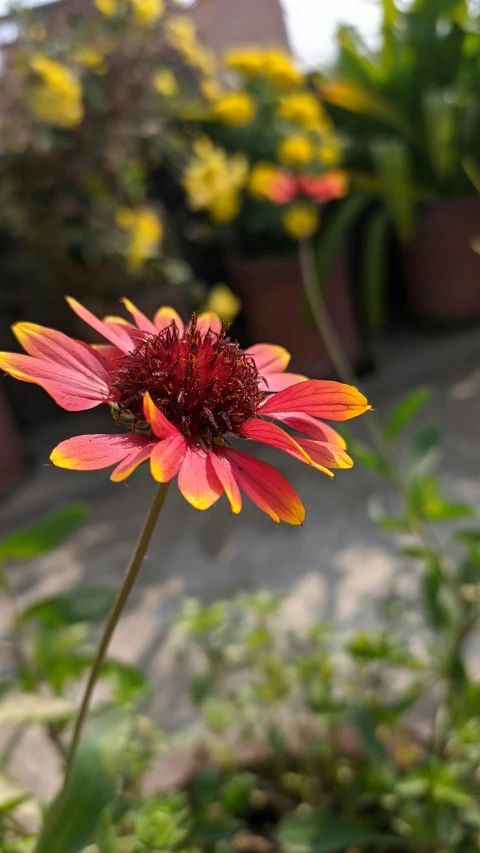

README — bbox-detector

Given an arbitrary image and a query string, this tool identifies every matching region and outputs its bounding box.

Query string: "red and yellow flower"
[0,299,370,525]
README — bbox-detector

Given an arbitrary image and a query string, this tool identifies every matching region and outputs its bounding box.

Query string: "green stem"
[62,482,170,790]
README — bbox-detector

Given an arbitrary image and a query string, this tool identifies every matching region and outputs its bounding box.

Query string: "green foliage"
[0,505,88,563]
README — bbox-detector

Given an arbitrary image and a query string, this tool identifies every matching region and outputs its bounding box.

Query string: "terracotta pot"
[404,196,480,324]
[0,383,24,495]
[230,252,359,376]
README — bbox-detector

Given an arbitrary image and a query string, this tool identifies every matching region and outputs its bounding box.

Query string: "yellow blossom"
[116,206,163,271]
[248,162,280,199]
[201,78,222,102]
[277,135,314,167]
[94,0,118,17]
[153,68,178,97]
[317,135,343,166]
[183,138,247,217]
[209,193,240,223]
[213,92,256,127]
[73,47,106,70]
[204,284,241,323]
[165,15,196,49]
[283,203,319,240]
[129,0,164,26]
[223,47,265,76]
[262,50,302,88]
[276,92,326,130]
[29,55,83,129]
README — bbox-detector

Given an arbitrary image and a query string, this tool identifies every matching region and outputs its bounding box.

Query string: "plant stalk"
[62,482,170,790]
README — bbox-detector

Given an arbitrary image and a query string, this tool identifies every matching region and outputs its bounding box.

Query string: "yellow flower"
[209,193,240,223]
[262,50,302,88]
[73,47,106,70]
[277,135,314,167]
[165,15,196,49]
[276,92,326,130]
[317,135,343,166]
[29,55,83,128]
[283,203,319,240]
[153,68,178,97]
[248,162,279,199]
[201,78,222,103]
[204,284,241,323]
[94,0,118,17]
[223,47,265,76]
[129,0,164,26]
[116,206,163,271]
[213,92,256,127]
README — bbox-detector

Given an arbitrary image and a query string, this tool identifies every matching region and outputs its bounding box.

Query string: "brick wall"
[189,0,289,55]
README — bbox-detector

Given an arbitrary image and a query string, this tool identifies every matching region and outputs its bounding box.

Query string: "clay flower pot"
[404,196,480,324]
[230,251,359,376]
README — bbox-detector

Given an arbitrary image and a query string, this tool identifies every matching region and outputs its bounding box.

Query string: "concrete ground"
[1,326,480,798]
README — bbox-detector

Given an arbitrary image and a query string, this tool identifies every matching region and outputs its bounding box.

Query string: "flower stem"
[62,482,170,790]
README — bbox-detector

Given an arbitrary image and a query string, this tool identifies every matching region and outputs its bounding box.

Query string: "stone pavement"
[1,326,480,741]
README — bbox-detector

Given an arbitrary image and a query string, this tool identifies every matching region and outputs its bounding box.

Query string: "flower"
[277,135,314,167]
[268,169,349,205]
[165,16,197,50]
[203,284,241,325]
[223,47,265,76]
[261,50,302,88]
[317,136,343,167]
[74,47,107,71]
[248,162,281,199]
[283,203,319,240]
[29,55,83,129]
[212,92,256,127]
[94,0,118,17]
[129,0,164,25]
[0,301,370,524]
[115,206,163,270]
[183,138,247,221]
[153,68,178,97]
[201,78,222,103]
[276,92,326,130]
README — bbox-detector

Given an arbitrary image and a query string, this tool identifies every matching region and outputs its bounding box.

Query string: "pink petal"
[220,447,305,525]
[0,352,110,411]
[153,307,184,335]
[260,372,307,392]
[50,433,153,470]
[208,451,242,514]
[239,419,312,466]
[143,393,180,439]
[260,380,370,421]
[196,312,222,335]
[13,322,109,380]
[296,438,353,470]
[66,297,133,353]
[177,444,223,510]
[246,343,291,374]
[150,434,187,482]
[110,442,157,482]
[121,298,157,335]
[92,344,125,371]
[271,412,347,449]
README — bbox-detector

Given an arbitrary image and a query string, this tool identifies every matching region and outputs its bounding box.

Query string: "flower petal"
[239,419,312,466]
[110,442,157,482]
[143,392,180,439]
[271,412,347,449]
[177,444,223,510]
[208,451,242,514]
[0,352,110,411]
[12,322,109,379]
[260,380,370,421]
[196,312,222,335]
[246,343,291,374]
[150,434,187,482]
[121,298,158,335]
[153,306,184,335]
[66,297,133,353]
[296,438,353,470]
[50,434,153,470]
[261,372,307,392]
[220,447,305,525]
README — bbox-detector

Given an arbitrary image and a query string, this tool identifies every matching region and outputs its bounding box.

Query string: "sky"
[281,0,382,66]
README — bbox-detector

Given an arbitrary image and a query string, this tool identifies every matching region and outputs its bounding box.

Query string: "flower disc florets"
[110,315,264,443]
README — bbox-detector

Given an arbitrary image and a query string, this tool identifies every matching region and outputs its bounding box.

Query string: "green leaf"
[0,694,75,725]
[101,659,148,705]
[348,441,390,477]
[423,90,456,180]
[320,80,412,138]
[18,587,117,627]
[35,710,131,853]
[407,426,442,475]
[362,208,389,334]
[277,811,400,853]
[372,139,414,242]
[0,504,88,563]
[384,387,431,442]
[315,194,369,292]
[96,810,118,853]
[348,706,395,777]
[0,773,30,812]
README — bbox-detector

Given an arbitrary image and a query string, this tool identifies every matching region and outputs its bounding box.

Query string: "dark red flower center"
[110,315,263,444]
